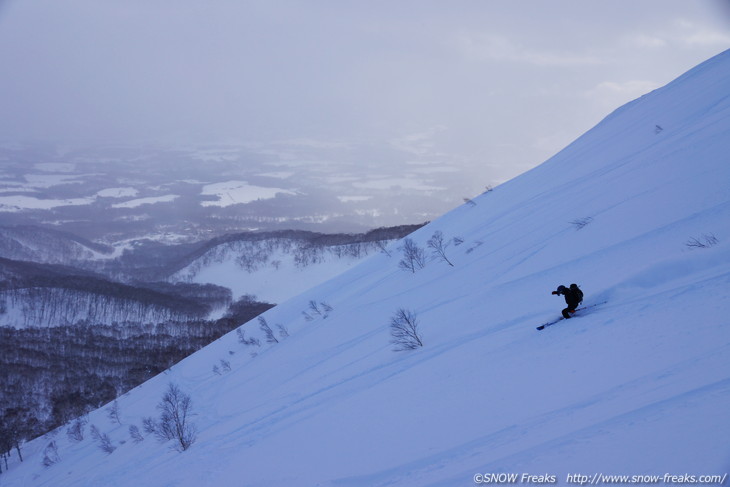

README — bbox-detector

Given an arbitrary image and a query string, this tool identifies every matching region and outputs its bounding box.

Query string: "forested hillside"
[0,257,230,327]
[0,295,273,455]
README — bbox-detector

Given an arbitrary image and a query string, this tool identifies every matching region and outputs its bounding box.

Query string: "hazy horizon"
[1,0,729,225]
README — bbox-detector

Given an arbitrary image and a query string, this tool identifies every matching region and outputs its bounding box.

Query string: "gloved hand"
[551,291,558,295]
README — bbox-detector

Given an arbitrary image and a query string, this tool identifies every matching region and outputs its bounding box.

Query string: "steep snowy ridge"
[4,50,730,486]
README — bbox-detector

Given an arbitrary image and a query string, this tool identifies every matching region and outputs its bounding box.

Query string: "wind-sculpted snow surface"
[3,50,730,486]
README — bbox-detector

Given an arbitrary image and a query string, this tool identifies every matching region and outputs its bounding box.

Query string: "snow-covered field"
[111,194,180,209]
[96,187,139,198]
[4,50,730,486]
[0,194,96,211]
[200,180,297,207]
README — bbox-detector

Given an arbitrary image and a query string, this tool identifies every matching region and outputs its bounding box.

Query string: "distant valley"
[0,142,485,244]
[0,219,421,445]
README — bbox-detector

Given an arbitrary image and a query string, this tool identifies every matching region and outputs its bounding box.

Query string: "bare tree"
[90,424,101,442]
[107,400,122,425]
[142,417,158,435]
[398,238,427,273]
[308,300,322,317]
[389,308,424,351]
[155,383,197,452]
[375,240,392,257]
[237,328,261,347]
[258,317,278,344]
[90,425,115,454]
[129,424,144,444]
[276,324,289,339]
[427,231,454,267]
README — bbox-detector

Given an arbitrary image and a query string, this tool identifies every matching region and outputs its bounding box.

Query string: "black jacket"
[555,285,583,309]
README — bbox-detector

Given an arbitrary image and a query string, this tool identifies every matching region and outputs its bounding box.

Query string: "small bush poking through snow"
[570,217,593,230]
[41,441,60,467]
[685,233,718,249]
[129,425,144,444]
[90,425,116,454]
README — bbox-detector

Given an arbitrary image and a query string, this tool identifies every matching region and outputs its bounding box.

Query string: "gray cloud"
[0,0,727,184]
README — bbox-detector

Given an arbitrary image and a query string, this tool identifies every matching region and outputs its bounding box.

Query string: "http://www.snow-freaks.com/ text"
[473,473,728,485]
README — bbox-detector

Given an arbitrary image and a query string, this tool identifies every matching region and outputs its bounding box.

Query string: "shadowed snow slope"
[4,50,730,486]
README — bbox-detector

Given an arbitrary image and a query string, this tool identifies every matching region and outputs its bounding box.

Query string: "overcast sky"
[1,0,729,182]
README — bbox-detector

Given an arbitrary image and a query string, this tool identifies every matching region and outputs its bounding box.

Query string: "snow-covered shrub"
[308,300,322,317]
[142,417,157,435]
[237,328,261,348]
[277,324,289,339]
[42,441,60,467]
[129,424,144,444]
[258,317,278,344]
[66,417,87,442]
[686,233,718,249]
[570,217,593,230]
[304,300,333,320]
[90,424,116,454]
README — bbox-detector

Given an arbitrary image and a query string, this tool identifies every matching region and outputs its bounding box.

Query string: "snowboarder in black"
[552,284,583,319]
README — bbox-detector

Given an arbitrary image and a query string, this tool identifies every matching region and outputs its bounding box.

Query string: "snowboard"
[536,302,606,331]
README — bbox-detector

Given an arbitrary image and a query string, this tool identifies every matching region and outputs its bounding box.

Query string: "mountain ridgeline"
[0,223,423,327]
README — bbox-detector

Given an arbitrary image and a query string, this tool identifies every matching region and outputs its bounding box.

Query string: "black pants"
[562,307,575,319]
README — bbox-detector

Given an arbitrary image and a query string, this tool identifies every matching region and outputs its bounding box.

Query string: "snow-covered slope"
[5,50,730,486]
[170,236,395,303]
[0,225,114,264]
